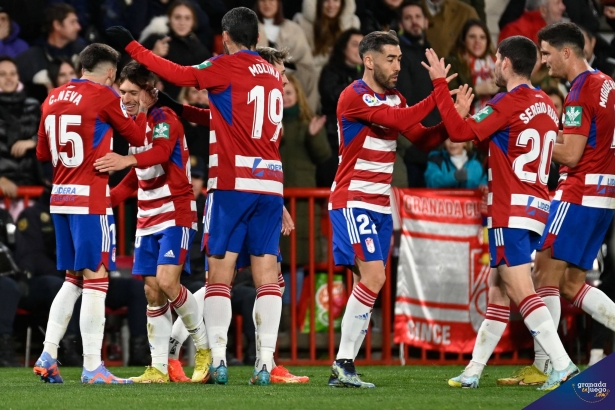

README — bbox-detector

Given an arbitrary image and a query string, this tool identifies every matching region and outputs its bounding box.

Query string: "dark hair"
[543,86,564,102]
[537,22,584,58]
[450,19,494,83]
[256,46,290,65]
[222,7,259,49]
[313,0,345,56]
[577,24,595,40]
[254,0,285,25]
[0,55,17,67]
[329,28,363,65]
[167,0,198,33]
[498,35,537,79]
[48,58,76,88]
[43,3,77,35]
[79,43,120,72]
[399,0,428,19]
[119,61,156,90]
[358,30,399,60]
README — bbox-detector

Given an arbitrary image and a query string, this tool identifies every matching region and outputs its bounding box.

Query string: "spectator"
[139,0,212,99]
[279,75,330,267]
[48,58,78,89]
[316,28,363,188]
[446,19,497,115]
[424,140,486,188]
[0,57,43,219]
[177,87,209,164]
[15,3,85,86]
[500,0,599,35]
[0,7,28,59]
[423,0,479,58]
[579,25,615,77]
[359,0,403,33]
[255,0,319,111]
[294,0,360,100]
[498,0,565,45]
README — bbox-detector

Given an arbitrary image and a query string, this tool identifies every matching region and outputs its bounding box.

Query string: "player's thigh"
[246,193,283,257]
[70,214,116,273]
[329,208,387,267]
[204,190,253,256]
[208,251,240,285]
[51,214,75,271]
[532,247,567,288]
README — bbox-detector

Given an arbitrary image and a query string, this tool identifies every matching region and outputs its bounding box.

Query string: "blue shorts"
[133,226,195,276]
[53,214,116,272]
[329,208,393,266]
[489,228,540,268]
[539,200,614,270]
[203,190,283,257]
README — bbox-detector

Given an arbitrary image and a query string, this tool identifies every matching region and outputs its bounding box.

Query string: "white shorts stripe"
[349,209,361,244]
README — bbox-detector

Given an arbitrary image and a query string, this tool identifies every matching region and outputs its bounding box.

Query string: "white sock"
[574,284,615,331]
[534,286,561,373]
[43,274,82,359]
[353,317,370,359]
[519,294,570,371]
[169,286,205,360]
[254,284,282,371]
[464,304,509,377]
[278,272,285,296]
[147,303,172,374]
[337,283,377,360]
[81,278,108,371]
[204,284,232,367]
[170,285,208,350]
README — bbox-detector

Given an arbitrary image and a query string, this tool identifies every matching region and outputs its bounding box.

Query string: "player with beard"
[327,30,473,388]
[423,35,579,391]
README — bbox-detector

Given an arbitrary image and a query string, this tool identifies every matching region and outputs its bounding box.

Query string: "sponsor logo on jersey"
[565,106,582,127]
[362,94,379,106]
[153,122,170,139]
[365,237,375,253]
[472,106,493,122]
[192,61,212,70]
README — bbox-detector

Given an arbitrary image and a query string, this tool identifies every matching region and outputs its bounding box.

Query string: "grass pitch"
[0,365,544,410]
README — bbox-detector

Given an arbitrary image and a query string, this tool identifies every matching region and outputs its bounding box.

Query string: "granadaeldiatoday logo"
[525,353,614,409]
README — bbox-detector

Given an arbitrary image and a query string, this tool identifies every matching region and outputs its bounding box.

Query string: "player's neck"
[47,32,71,49]
[505,76,530,92]
[566,59,593,83]
[81,74,108,86]
[362,73,386,95]
[225,41,250,55]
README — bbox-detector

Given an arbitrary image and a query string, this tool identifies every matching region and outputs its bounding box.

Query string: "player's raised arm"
[156,90,211,126]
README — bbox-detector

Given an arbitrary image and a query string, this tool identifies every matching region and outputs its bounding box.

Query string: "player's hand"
[94,153,137,172]
[139,89,157,112]
[10,139,36,158]
[605,6,615,19]
[453,84,474,118]
[308,115,326,136]
[421,48,449,81]
[153,36,170,57]
[281,206,295,236]
[0,176,18,198]
[105,26,135,50]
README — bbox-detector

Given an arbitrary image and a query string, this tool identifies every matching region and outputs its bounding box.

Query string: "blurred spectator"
[424,140,486,188]
[178,87,210,163]
[279,75,330,266]
[579,25,615,77]
[0,57,43,217]
[0,7,28,59]
[317,28,363,188]
[48,58,78,89]
[459,0,485,22]
[0,0,47,45]
[423,0,479,57]
[294,0,360,105]
[139,0,211,99]
[446,19,497,115]
[256,0,319,111]
[498,0,565,44]
[358,0,402,33]
[223,0,301,20]
[15,3,85,87]
[500,0,599,35]
[396,1,440,188]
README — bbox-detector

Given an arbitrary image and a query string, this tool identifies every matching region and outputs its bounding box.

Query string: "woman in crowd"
[424,139,486,189]
[139,0,211,99]
[47,58,77,89]
[255,0,318,111]
[446,19,498,115]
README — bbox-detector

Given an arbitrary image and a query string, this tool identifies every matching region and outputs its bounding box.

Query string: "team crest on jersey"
[363,94,379,106]
[153,122,170,139]
[565,106,582,127]
[472,106,493,122]
[192,61,212,70]
[365,238,375,253]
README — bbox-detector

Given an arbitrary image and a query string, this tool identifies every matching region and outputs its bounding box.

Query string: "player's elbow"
[559,151,582,168]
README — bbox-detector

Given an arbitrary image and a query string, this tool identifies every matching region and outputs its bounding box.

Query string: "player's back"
[205,51,284,197]
[484,85,559,234]
[558,70,615,208]
[38,79,123,215]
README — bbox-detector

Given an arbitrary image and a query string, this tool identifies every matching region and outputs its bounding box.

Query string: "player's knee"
[144,282,162,305]
[156,273,179,297]
[560,280,582,302]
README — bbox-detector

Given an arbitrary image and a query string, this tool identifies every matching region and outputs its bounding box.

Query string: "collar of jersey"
[237,49,259,56]
[357,79,387,101]
[570,69,597,87]
[508,83,538,94]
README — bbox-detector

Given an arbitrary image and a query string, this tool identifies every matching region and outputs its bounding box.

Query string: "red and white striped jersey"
[110,107,197,236]
[556,70,615,208]
[36,79,147,215]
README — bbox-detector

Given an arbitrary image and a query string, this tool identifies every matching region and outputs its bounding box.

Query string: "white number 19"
[248,86,283,141]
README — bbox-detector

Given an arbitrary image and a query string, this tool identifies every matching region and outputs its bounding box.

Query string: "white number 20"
[248,86,283,141]
[44,114,83,167]
[512,128,556,185]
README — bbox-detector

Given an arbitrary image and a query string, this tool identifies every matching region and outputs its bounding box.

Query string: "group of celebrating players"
[28,4,615,391]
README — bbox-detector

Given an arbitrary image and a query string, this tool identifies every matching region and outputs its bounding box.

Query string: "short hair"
[48,58,76,88]
[221,7,259,49]
[399,0,428,18]
[329,28,363,65]
[537,22,585,57]
[79,43,120,73]
[498,35,537,78]
[119,61,156,90]
[525,0,547,11]
[43,3,77,35]
[0,55,17,67]
[359,30,399,60]
[256,46,290,66]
